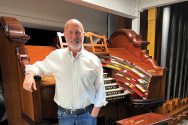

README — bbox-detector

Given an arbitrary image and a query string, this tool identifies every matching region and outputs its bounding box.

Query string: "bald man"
[23,19,107,125]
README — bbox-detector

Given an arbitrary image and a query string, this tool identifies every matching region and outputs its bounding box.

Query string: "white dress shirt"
[25,47,107,109]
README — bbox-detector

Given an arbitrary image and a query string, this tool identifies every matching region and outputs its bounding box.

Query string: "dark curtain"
[165,1,188,99]
[154,7,163,65]
[140,10,148,41]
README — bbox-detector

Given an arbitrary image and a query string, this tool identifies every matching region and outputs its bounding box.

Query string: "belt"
[58,104,94,115]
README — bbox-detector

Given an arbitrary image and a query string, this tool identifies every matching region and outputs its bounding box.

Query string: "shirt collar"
[66,46,84,58]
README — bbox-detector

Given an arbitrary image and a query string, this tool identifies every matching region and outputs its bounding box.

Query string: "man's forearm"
[25,71,36,77]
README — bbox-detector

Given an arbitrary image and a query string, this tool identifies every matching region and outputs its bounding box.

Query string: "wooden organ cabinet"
[0,16,166,125]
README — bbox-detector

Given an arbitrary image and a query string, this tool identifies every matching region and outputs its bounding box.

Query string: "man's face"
[64,23,84,52]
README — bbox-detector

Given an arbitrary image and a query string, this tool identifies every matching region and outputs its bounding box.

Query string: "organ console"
[107,29,166,101]
[0,16,166,125]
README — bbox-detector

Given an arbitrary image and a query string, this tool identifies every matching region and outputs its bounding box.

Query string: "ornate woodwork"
[0,16,167,125]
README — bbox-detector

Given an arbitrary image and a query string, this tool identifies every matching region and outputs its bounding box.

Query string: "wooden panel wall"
[0,29,23,125]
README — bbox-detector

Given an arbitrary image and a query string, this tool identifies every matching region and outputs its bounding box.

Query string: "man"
[23,19,107,125]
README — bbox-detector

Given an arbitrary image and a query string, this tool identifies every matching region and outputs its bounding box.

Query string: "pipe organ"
[0,16,166,125]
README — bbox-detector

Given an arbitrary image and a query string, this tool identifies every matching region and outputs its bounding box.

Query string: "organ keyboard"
[103,73,130,101]
[0,16,166,125]
[100,55,152,100]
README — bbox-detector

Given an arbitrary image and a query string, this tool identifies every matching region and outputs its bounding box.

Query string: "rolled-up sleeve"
[25,50,59,76]
[94,59,108,107]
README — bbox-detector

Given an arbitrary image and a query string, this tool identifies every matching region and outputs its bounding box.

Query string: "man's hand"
[91,106,100,117]
[23,72,37,92]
